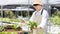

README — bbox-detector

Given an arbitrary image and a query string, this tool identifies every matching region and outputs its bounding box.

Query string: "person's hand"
[37,25,43,29]
[20,18,26,23]
[20,18,29,25]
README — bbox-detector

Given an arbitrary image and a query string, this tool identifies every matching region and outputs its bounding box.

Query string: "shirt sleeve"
[39,10,49,28]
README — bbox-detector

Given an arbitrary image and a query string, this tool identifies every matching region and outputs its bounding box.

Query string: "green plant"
[13,32,17,34]
[7,32,11,34]
[49,16,60,25]
[10,19,20,22]
[0,26,6,31]
[29,21,38,30]
[12,24,19,30]
[1,32,5,34]
[3,18,10,22]
[0,17,3,21]
[58,32,60,34]
[0,32,18,34]
[1,18,20,23]
[53,11,60,16]
[5,10,15,18]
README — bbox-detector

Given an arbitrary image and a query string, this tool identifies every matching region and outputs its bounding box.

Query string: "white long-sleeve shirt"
[29,9,49,28]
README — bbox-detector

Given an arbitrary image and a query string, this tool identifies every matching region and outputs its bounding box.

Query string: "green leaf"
[29,21,38,28]
[7,32,11,34]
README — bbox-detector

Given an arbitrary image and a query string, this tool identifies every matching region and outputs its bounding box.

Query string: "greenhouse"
[0,0,60,34]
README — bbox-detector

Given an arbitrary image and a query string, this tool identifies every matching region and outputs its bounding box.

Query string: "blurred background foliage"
[49,11,60,25]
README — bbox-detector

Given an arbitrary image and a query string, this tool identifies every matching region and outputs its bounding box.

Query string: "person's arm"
[20,12,35,25]
[37,10,49,29]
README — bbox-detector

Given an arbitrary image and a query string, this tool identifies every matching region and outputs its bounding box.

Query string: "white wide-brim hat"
[33,0,43,5]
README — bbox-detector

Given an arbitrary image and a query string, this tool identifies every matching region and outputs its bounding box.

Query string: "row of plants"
[0,32,17,34]
[49,11,60,25]
[0,21,38,33]
[48,32,60,34]
[0,31,60,34]
[0,24,22,32]
[49,15,60,25]
[0,18,20,23]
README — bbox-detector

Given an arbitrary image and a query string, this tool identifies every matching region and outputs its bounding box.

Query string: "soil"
[3,29,24,34]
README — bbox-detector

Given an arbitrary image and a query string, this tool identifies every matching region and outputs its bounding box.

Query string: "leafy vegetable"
[0,26,6,31]
[7,32,11,34]
[0,18,20,22]
[29,21,38,29]
[12,24,18,30]
[12,24,21,30]
[49,16,60,25]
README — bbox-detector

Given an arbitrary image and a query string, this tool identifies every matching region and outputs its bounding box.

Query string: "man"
[29,0,49,34]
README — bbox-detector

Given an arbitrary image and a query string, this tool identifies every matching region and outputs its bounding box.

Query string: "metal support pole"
[1,5,3,18]
[1,5,3,31]
[21,0,23,17]
[27,0,30,19]
[45,0,51,34]
[28,0,30,34]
